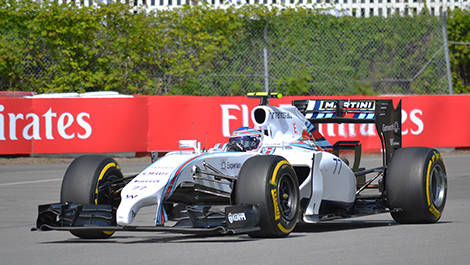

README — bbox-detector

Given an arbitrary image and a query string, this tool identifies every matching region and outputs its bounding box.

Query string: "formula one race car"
[34,93,447,238]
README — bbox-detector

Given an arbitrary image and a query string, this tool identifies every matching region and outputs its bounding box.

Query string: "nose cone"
[116,203,136,226]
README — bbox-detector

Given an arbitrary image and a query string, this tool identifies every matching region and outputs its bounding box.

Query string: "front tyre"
[61,155,124,239]
[235,155,300,237]
[386,147,447,224]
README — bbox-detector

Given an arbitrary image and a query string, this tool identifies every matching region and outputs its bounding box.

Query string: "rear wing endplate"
[292,99,402,165]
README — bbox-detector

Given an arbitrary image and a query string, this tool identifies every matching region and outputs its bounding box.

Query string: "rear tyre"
[386,147,447,224]
[235,155,299,237]
[61,155,123,239]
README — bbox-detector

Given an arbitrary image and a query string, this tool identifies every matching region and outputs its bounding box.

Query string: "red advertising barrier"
[1,94,469,154]
[0,97,148,154]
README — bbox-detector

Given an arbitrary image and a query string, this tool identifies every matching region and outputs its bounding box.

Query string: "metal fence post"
[442,11,454,94]
[263,24,269,93]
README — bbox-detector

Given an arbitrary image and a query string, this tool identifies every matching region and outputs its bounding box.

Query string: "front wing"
[32,203,260,236]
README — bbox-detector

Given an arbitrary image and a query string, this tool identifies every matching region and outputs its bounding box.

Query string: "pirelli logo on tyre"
[271,188,281,220]
[269,160,296,234]
[426,152,444,219]
[270,160,288,222]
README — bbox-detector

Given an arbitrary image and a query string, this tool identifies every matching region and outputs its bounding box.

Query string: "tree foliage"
[0,1,467,95]
[448,9,470,94]
[0,0,252,94]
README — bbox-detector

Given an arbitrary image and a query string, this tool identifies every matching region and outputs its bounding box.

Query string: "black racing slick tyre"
[234,155,300,237]
[60,155,124,239]
[386,147,447,224]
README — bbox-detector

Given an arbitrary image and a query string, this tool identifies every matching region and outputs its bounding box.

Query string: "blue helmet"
[228,127,262,151]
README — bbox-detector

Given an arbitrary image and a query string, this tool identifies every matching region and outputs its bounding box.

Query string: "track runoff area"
[0,151,469,265]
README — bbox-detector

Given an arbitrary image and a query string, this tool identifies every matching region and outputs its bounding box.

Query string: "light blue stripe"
[317,139,332,148]
[156,153,212,225]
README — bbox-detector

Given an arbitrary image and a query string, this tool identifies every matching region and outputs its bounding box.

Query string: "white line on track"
[0,178,61,187]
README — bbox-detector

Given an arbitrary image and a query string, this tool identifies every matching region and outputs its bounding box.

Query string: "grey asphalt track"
[0,152,469,265]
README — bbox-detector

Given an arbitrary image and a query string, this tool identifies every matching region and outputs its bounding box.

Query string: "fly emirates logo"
[0,105,92,141]
[221,104,424,137]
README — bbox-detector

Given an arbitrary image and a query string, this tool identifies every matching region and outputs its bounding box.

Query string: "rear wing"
[292,99,402,165]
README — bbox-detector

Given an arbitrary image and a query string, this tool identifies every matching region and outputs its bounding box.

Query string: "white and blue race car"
[34,93,447,238]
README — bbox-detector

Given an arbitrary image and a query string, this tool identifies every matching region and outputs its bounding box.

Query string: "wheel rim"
[430,164,446,208]
[96,173,122,208]
[278,173,298,221]
[96,172,123,236]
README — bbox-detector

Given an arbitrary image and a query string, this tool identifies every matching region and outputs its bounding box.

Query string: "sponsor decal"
[319,100,376,111]
[131,185,148,190]
[316,108,424,138]
[132,179,160,183]
[390,138,401,146]
[270,160,289,221]
[382,121,400,133]
[227,212,247,223]
[262,147,276,154]
[140,171,169,177]
[221,161,241,170]
[332,158,343,174]
[426,152,442,219]
[271,189,281,220]
[140,165,174,177]
[269,111,293,120]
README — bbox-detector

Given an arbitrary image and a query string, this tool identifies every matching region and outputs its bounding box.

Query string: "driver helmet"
[229,127,262,151]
